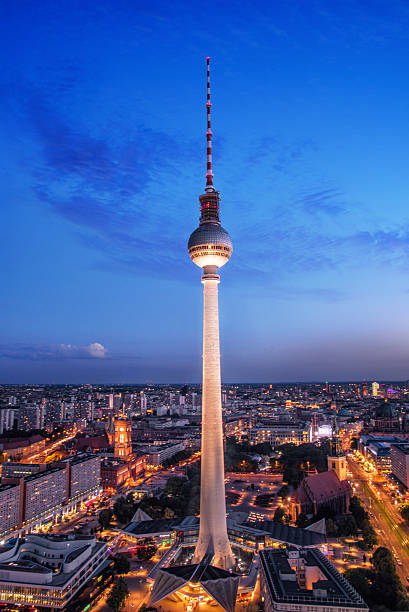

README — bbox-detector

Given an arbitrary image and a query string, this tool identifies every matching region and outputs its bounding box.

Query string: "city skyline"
[3,1,409,383]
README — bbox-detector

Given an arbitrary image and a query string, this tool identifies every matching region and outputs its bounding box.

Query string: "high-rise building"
[18,405,44,431]
[188,58,234,570]
[372,381,379,397]
[140,392,147,415]
[0,408,15,434]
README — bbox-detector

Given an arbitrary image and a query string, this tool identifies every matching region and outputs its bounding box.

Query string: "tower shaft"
[193,269,234,570]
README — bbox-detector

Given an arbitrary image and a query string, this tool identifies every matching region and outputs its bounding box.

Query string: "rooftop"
[260,548,367,608]
[392,443,409,455]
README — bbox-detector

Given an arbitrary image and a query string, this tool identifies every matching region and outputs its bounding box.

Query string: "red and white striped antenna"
[205,57,214,192]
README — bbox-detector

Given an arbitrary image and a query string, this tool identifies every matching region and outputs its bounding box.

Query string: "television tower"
[188,58,234,570]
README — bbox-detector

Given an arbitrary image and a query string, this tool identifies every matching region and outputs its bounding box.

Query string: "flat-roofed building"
[0,534,108,609]
[0,484,21,539]
[259,547,368,612]
[146,441,186,467]
[23,467,67,525]
[359,435,406,473]
[66,453,101,502]
[2,462,46,479]
[391,443,409,487]
[250,423,311,448]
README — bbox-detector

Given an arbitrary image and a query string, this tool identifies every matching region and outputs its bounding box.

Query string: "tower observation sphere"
[188,222,233,268]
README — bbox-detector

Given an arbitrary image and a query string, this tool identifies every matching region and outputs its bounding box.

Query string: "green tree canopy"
[344,547,409,611]
[98,508,113,530]
[400,504,409,523]
[112,554,130,575]
[107,577,129,611]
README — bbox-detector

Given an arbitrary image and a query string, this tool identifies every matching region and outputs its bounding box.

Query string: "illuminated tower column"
[193,265,233,568]
[188,58,234,570]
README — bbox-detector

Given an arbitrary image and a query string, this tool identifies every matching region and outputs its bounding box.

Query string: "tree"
[360,520,378,550]
[273,507,290,524]
[336,514,358,537]
[136,544,157,561]
[371,547,396,574]
[349,496,368,526]
[114,497,135,524]
[344,547,409,611]
[277,485,290,500]
[325,518,338,537]
[107,577,129,611]
[99,508,113,530]
[295,513,310,528]
[252,442,272,455]
[112,554,130,575]
[275,442,330,488]
[400,504,409,524]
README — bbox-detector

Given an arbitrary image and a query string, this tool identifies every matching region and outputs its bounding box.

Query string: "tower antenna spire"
[205,57,214,192]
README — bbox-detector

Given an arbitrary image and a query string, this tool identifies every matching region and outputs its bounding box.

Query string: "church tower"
[327,418,347,481]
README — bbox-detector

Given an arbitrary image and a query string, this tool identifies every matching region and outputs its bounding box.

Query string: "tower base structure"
[151,554,239,612]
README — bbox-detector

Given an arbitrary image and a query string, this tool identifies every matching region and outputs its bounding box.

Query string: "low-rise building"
[250,423,311,448]
[146,441,186,466]
[0,534,108,609]
[2,462,46,479]
[0,434,46,461]
[259,547,368,612]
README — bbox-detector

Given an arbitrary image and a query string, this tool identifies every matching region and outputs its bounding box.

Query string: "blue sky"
[2,0,409,383]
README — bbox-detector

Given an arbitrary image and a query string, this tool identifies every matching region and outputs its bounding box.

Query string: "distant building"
[259,547,368,612]
[140,392,148,415]
[0,534,108,609]
[2,462,46,479]
[18,405,45,431]
[250,423,311,448]
[373,404,399,432]
[359,435,406,472]
[372,382,379,397]
[0,434,46,462]
[0,408,15,434]
[146,441,186,467]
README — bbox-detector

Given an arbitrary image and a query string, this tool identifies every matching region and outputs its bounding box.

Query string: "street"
[347,455,409,582]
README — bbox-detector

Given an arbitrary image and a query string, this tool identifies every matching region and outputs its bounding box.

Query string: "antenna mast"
[205,57,214,192]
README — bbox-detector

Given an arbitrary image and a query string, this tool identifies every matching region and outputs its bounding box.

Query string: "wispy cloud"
[21,88,196,276]
[0,342,109,360]
[268,285,348,303]
[245,136,316,173]
[297,188,347,216]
